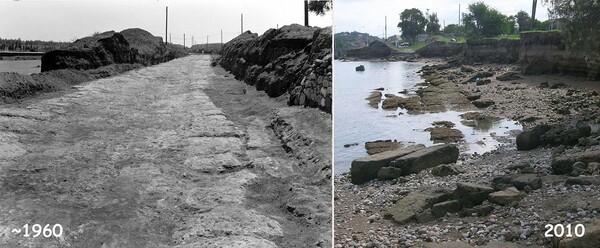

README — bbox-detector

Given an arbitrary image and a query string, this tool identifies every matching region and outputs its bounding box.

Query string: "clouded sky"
[334,0,550,37]
[0,0,332,44]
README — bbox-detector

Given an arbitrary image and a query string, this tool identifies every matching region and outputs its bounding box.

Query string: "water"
[334,60,522,174]
[0,60,41,75]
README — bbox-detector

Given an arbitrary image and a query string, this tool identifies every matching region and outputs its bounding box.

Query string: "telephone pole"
[458,4,461,26]
[183,33,185,48]
[165,6,168,43]
[241,14,244,34]
[169,33,171,44]
[206,35,208,49]
[221,30,223,46]
[304,0,309,27]
[531,0,538,30]
[192,36,194,46]
[384,16,387,40]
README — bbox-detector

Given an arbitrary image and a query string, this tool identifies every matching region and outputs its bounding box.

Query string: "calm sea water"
[0,60,41,75]
[333,60,522,174]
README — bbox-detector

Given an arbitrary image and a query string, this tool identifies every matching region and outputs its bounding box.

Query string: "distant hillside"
[334,32,380,57]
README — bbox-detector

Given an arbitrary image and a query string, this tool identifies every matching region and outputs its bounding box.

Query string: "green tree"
[426,12,441,35]
[442,24,465,37]
[462,2,511,38]
[516,10,532,32]
[397,8,428,42]
[543,0,600,54]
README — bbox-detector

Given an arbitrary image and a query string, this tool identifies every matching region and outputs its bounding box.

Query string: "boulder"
[385,190,451,224]
[492,174,543,190]
[472,99,495,108]
[540,120,592,146]
[377,167,403,180]
[552,149,600,175]
[431,200,461,217]
[390,144,459,175]
[350,145,425,184]
[431,164,463,177]
[356,65,365,71]
[453,182,494,208]
[565,176,600,185]
[488,187,523,206]
[516,124,552,151]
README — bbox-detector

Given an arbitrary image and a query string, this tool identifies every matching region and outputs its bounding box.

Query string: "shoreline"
[334,57,600,247]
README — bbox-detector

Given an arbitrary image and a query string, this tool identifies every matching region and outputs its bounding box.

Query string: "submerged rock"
[365,140,401,155]
[365,91,382,108]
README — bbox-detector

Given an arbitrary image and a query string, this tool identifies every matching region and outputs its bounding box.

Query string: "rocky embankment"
[42,28,185,72]
[0,28,186,103]
[219,24,332,113]
[336,57,600,247]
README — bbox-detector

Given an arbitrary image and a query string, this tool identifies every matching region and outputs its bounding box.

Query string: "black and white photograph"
[0,0,332,247]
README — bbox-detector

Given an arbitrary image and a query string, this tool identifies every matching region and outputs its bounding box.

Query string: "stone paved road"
[0,55,331,247]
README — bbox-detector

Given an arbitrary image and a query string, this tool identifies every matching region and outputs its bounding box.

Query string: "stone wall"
[464,38,520,64]
[416,38,519,64]
[345,40,397,59]
[519,31,600,79]
[219,24,332,113]
[416,41,465,58]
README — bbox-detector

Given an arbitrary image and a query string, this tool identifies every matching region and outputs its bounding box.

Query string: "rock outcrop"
[346,40,399,59]
[219,24,332,113]
[520,31,600,80]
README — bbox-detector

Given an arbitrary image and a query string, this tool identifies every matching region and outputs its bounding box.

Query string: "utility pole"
[304,0,309,27]
[241,14,244,34]
[206,35,208,49]
[169,33,171,43]
[458,4,461,26]
[220,30,223,46]
[531,0,538,30]
[165,6,168,43]
[384,16,387,40]
[183,33,185,48]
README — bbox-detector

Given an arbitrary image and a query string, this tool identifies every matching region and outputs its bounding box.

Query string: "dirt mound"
[219,24,332,113]
[0,64,141,103]
[42,28,186,72]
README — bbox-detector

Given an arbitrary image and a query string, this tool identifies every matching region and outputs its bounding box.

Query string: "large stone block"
[350,145,425,184]
[389,144,459,175]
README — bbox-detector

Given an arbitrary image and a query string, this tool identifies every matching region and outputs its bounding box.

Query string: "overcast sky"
[0,0,332,44]
[334,0,550,37]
